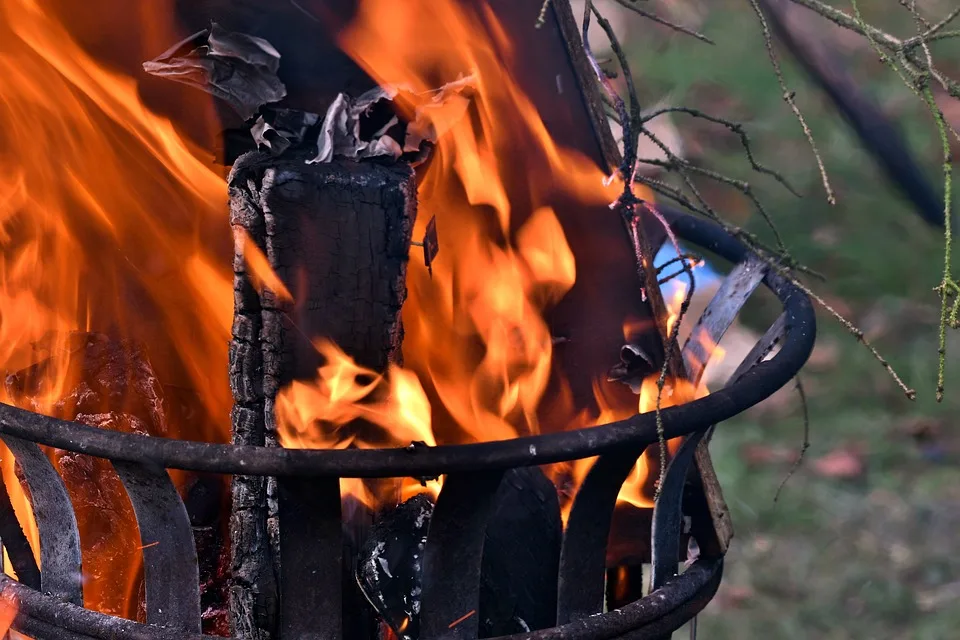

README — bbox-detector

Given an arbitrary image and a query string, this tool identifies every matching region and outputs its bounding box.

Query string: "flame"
[274,0,731,522]
[0,586,18,636]
[335,0,625,450]
[277,340,440,505]
[554,275,725,520]
[0,0,231,621]
[666,282,689,336]
[276,0,627,507]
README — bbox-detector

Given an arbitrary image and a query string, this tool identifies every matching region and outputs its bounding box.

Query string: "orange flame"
[0,0,231,620]
[277,340,440,505]
[555,276,725,520]
[0,586,18,636]
[276,0,627,505]
[336,0,624,449]
[275,0,705,518]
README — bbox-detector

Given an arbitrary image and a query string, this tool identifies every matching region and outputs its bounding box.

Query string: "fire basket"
[0,205,815,640]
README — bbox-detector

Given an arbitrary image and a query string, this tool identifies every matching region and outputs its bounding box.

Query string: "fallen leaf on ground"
[740,444,798,468]
[812,447,865,479]
[916,581,960,612]
[806,339,839,370]
[714,584,754,610]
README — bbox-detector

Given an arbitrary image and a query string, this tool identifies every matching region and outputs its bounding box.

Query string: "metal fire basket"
[0,209,815,639]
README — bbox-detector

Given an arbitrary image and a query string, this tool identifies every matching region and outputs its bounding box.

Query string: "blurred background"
[579,0,960,637]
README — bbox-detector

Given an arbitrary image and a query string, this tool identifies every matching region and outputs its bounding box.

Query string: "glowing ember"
[0,586,17,636]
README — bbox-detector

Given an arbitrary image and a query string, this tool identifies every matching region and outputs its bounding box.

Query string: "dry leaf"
[812,447,865,479]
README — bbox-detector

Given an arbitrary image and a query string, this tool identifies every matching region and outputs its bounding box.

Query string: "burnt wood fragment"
[357,493,434,640]
[228,151,417,639]
[358,467,562,640]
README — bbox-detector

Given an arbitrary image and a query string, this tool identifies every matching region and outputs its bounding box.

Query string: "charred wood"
[228,151,417,639]
[4,333,170,620]
[357,467,562,640]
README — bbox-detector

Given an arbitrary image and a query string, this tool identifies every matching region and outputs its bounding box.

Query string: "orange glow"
[337,0,627,449]
[0,586,18,636]
[0,0,231,621]
[277,340,440,505]
[275,0,644,509]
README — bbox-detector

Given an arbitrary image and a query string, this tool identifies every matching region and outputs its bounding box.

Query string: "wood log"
[228,151,417,639]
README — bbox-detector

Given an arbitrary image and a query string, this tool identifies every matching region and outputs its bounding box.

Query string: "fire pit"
[0,0,816,638]
[0,206,815,639]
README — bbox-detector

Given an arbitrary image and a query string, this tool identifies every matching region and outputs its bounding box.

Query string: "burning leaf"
[251,109,319,156]
[308,75,476,164]
[143,22,287,120]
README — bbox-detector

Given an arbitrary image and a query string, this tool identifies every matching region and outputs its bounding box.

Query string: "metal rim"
[0,210,815,478]
[2,558,721,640]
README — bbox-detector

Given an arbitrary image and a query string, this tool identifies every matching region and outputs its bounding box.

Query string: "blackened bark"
[227,151,417,639]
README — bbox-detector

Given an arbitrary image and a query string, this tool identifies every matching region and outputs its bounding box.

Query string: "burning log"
[3,333,169,619]
[228,150,417,639]
[357,467,562,640]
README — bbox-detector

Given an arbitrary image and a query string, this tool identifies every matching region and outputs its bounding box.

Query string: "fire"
[275,0,723,519]
[276,340,439,505]
[0,0,232,621]
[0,0,726,627]
[335,0,621,449]
[0,586,18,636]
[555,276,723,519]
[275,0,621,506]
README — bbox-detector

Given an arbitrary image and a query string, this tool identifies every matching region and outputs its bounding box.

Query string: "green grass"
[620,1,960,636]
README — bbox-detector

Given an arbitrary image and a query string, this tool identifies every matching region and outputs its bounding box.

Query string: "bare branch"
[774,377,811,502]
[610,0,716,45]
[749,0,836,205]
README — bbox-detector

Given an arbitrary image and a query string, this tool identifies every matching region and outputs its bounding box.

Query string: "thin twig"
[637,156,789,251]
[651,254,697,500]
[640,105,802,197]
[535,0,552,29]
[610,0,716,45]
[637,123,794,257]
[633,174,826,280]
[921,85,955,402]
[917,6,960,41]
[749,0,836,205]
[785,271,917,399]
[785,0,900,46]
[774,376,810,502]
